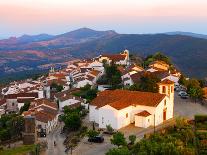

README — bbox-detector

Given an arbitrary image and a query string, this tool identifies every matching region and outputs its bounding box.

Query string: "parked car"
[88,135,104,143]
[180,94,189,99]
[178,91,187,96]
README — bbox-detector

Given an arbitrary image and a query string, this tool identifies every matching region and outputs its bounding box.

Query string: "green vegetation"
[106,124,114,134]
[110,132,127,147]
[19,101,31,115]
[128,135,136,145]
[179,75,204,101]
[87,130,100,138]
[0,144,38,155]
[129,72,160,93]
[143,52,171,68]
[61,106,82,131]
[195,115,207,155]
[0,114,24,141]
[106,117,199,155]
[73,84,98,102]
[97,62,122,89]
[51,82,64,92]
[106,147,130,155]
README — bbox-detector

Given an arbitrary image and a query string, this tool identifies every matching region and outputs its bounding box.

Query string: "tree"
[51,82,63,92]
[106,147,130,155]
[105,63,122,89]
[106,124,114,134]
[129,135,136,145]
[178,74,187,86]
[129,73,160,93]
[87,130,99,138]
[64,112,81,131]
[19,101,31,114]
[111,132,127,147]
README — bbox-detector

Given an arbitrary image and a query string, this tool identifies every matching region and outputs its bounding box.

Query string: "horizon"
[1,0,207,38]
[1,27,207,40]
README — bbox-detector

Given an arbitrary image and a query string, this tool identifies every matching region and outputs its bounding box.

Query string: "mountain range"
[0,28,207,83]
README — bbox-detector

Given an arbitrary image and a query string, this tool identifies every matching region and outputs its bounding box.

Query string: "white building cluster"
[0,49,180,132]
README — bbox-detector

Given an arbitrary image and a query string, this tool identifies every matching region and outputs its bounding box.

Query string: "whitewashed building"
[89,79,174,129]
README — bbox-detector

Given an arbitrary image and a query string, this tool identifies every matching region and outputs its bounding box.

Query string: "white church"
[89,79,174,129]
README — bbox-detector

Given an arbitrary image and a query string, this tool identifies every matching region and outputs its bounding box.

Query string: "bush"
[87,130,99,138]
[129,135,136,145]
[106,124,114,134]
[106,147,130,155]
[111,132,127,147]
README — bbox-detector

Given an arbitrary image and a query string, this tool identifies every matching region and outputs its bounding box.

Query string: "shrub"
[87,130,99,138]
[129,135,136,145]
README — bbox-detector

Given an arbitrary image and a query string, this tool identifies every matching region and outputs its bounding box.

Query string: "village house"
[98,50,130,65]
[22,98,58,134]
[54,89,84,111]
[147,60,170,72]
[89,79,174,129]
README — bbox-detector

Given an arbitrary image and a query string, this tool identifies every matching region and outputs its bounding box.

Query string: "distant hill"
[165,31,207,39]
[0,28,207,82]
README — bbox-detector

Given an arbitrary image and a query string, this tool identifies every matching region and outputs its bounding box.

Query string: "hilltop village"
[0,50,207,154]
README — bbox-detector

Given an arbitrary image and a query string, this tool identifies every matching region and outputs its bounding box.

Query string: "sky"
[0,0,207,38]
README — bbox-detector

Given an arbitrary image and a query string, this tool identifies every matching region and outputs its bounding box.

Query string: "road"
[40,123,67,155]
[174,92,207,119]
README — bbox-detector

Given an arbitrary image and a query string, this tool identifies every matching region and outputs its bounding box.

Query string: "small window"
[164,100,166,106]
[126,113,128,118]
[171,86,174,93]
[102,117,104,124]
[148,119,150,123]
[12,103,14,106]
[162,86,166,93]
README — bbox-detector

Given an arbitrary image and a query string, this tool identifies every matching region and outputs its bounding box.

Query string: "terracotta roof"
[149,71,169,79]
[17,98,35,103]
[52,73,66,79]
[149,60,169,67]
[54,91,82,102]
[90,70,100,76]
[158,79,174,85]
[136,110,151,117]
[101,54,126,61]
[47,79,67,86]
[4,92,38,99]
[30,98,58,109]
[91,90,166,110]
[86,75,95,81]
[130,72,144,83]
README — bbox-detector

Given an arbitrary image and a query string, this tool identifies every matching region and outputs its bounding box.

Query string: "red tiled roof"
[30,98,58,109]
[136,110,151,117]
[158,79,174,85]
[17,97,35,103]
[149,60,169,67]
[90,70,100,76]
[130,72,144,83]
[102,54,126,61]
[4,92,38,99]
[91,90,166,110]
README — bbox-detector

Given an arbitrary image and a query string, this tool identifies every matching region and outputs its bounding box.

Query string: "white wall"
[76,80,93,88]
[117,106,132,129]
[135,115,152,128]
[59,99,81,111]
[99,105,119,129]
[89,105,99,124]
